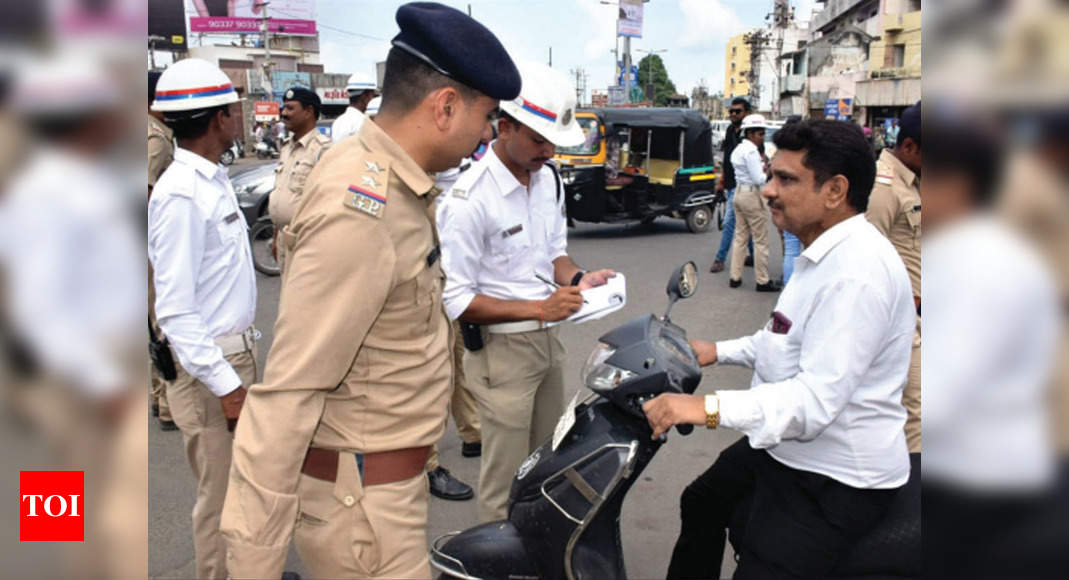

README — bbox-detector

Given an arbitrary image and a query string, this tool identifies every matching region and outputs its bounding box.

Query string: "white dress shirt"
[330,106,367,143]
[438,143,568,321]
[730,139,766,188]
[0,148,143,396]
[148,147,257,397]
[923,215,1057,491]
[715,214,914,489]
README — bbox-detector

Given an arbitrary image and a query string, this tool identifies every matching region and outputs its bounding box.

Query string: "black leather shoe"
[729,278,742,288]
[152,403,160,417]
[158,418,179,431]
[428,466,474,501]
[756,280,783,292]
[281,572,301,580]
[744,255,754,267]
[461,441,482,458]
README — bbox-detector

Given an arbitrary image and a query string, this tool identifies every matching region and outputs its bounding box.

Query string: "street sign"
[617,0,643,38]
[254,101,280,122]
[824,98,853,120]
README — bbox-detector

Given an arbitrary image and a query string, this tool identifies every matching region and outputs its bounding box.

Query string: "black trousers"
[666,438,897,580]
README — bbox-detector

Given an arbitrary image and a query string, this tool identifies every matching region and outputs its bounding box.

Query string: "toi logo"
[19,471,84,541]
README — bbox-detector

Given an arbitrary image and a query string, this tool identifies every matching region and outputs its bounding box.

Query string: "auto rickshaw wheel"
[685,205,714,233]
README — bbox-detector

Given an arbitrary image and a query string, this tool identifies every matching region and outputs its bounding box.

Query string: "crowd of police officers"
[147,2,927,578]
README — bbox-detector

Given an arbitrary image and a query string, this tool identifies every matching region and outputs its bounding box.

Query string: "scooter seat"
[431,521,540,580]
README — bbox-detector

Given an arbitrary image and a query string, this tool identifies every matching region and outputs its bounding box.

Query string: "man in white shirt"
[331,71,378,143]
[438,63,615,522]
[728,114,780,292]
[147,59,258,580]
[644,120,914,579]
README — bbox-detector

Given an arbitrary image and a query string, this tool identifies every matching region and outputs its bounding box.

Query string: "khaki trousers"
[428,323,482,470]
[730,185,772,285]
[167,349,256,580]
[465,326,565,522]
[903,323,921,452]
[294,455,431,579]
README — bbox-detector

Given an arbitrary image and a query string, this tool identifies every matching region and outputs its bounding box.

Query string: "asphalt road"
[149,216,789,579]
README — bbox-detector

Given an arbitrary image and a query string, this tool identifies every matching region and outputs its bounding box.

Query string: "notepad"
[566,273,627,324]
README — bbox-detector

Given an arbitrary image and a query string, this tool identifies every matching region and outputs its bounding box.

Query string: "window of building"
[892,43,905,67]
[907,0,921,11]
[732,46,737,56]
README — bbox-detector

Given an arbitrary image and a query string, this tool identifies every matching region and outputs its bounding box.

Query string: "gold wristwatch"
[704,394,720,429]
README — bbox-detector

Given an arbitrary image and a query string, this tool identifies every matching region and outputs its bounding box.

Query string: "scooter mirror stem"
[662,296,679,322]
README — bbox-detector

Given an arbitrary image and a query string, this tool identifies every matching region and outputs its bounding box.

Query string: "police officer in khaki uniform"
[866,101,921,452]
[270,86,331,272]
[220,4,520,578]
[147,70,177,431]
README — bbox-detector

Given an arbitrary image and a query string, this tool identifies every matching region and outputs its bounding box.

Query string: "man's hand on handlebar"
[642,393,705,439]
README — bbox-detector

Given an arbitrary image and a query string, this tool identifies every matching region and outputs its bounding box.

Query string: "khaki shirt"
[221,119,452,578]
[268,128,332,228]
[867,149,921,299]
[147,114,173,189]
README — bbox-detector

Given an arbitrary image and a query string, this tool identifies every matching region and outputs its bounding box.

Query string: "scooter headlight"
[581,343,635,393]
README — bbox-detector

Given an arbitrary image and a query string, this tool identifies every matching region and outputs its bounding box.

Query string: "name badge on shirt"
[224,212,240,224]
[502,224,523,238]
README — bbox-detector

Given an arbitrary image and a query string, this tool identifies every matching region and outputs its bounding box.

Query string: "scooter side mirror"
[663,261,698,321]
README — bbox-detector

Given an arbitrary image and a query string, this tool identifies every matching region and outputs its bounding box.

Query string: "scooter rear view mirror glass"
[666,261,698,301]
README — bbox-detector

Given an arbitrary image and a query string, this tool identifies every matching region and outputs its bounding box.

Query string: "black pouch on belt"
[460,321,484,352]
[148,319,178,381]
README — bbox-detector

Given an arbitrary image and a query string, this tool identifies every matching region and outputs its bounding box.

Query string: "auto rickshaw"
[554,108,719,233]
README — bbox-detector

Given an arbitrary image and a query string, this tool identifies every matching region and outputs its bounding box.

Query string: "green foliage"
[636,54,677,107]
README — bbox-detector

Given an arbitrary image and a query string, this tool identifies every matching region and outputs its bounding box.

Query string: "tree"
[636,53,677,107]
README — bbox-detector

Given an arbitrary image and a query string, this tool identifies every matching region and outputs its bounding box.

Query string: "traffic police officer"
[220,3,520,578]
[438,62,616,522]
[729,113,780,292]
[866,101,921,452]
[270,86,331,271]
[148,58,258,580]
[331,71,377,142]
[148,70,177,431]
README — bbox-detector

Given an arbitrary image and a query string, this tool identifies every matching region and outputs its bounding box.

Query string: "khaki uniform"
[168,348,256,580]
[730,184,772,284]
[465,326,565,522]
[426,321,482,471]
[269,129,332,270]
[866,149,921,452]
[147,114,174,422]
[221,120,452,580]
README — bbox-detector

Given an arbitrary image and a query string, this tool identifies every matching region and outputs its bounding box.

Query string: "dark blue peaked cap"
[391,2,521,101]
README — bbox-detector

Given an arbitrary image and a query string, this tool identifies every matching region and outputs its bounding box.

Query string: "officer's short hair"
[926,119,1002,207]
[731,97,752,112]
[897,101,921,148]
[379,47,479,116]
[772,120,876,213]
[166,105,231,141]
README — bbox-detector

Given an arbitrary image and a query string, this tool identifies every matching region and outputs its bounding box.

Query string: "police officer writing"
[220,3,520,578]
[866,101,921,453]
[438,62,615,523]
[269,86,331,272]
[148,58,258,580]
[643,121,914,579]
[728,114,780,292]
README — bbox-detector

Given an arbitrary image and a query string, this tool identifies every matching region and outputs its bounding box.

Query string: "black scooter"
[430,262,920,580]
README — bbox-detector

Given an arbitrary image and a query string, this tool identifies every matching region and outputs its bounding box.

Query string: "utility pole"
[257,0,273,97]
[548,46,552,67]
[570,67,588,106]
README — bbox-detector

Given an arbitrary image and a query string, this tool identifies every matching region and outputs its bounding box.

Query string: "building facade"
[724,33,752,100]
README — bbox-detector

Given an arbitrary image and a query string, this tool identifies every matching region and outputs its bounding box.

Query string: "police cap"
[283,86,321,109]
[391,2,521,101]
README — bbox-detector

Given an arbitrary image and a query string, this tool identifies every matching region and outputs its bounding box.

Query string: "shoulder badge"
[875,175,893,185]
[452,188,468,199]
[344,184,386,218]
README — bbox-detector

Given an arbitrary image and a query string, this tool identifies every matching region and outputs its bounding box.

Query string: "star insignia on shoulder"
[361,175,379,190]
[364,160,383,174]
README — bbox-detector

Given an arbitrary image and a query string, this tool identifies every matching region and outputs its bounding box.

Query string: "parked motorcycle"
[430,262,920,580]
[255,139,279,160]
[221,139,244,166]
[248,215,281,277]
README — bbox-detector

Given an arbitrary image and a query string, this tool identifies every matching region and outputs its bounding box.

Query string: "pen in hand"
[535,273,587,304]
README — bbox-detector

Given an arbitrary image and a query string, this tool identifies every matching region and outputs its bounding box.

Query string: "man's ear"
[823,174,850,209]
[431,87,460,131]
